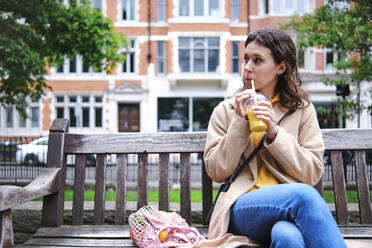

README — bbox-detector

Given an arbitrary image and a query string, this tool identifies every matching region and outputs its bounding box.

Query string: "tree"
[0,0,127,117]
[286,0,372,127]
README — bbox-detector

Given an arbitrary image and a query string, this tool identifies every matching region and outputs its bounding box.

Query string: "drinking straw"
[251,80,257,105]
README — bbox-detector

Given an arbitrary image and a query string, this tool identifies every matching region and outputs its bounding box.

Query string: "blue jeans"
[229,183,346,248]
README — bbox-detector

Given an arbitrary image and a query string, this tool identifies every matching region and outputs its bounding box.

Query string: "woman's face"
[242,41,285,98]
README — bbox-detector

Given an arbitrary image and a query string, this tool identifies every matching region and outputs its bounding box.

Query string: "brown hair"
[245,29,309,112]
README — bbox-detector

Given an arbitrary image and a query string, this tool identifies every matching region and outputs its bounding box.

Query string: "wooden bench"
[1,118,372,247]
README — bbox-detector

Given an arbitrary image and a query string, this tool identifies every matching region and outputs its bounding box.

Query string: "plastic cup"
[245,93,268,132]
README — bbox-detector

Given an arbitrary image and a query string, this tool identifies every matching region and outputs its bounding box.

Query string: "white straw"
[251,80,257,105]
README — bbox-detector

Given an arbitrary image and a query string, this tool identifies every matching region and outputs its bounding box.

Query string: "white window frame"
[156,0,166,22]
[121,40,136,74]
[259,0,315,16]
[231,0,240,23]
[54,55,104,75]
[231,41,240,74]
[177,0,220,17]
[156,41,166,75]
[54,94,104,129]
[0,100,41,130]
[120,0,136,21]
[178,37,220,73]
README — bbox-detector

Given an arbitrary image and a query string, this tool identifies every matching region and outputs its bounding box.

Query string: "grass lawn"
[35,190,372,203]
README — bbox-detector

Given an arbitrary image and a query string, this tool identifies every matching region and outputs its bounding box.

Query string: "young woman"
[202,29,346,248]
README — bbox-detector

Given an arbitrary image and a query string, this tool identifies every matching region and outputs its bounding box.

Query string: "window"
[5,107,13,128]
[260,0,269,15]
[123,40,135,73]
[69,55,77,73]
[326,51,335,71]
[263,0,310,15]
[297,48,305,69]
[55,95,104,128]
[1,101,40,129]
[157,97,223,132]
[326,0,349,10]
[178,0,220,17]
[93,0,102,11]
[82,57,102,73]
[231,0,240,22]
[179,37,220,73]
[156,41,166,75]
[156,0,166,21]
[314,102,339,128]
[122,0,135,21]
[231,41,240,74]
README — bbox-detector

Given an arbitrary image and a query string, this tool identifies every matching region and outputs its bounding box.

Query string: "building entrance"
[118,103,139,132]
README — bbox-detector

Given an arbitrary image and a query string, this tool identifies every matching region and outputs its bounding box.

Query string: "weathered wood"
[322,129,372,150]
[331,151,349,224]
[94,154,106,225]
[201,156,213,224]
[158,153,170,212]
[0,209,13,248]
[115,154,128,225]
[64,133,206,154]
[180,153,191,225]
[354,150,372,224]
[0,168,60,211]
[137,153,148,209]
[72,155,86,226]
[314,177,324,197]
[23,238,135,247]
[42,131,67,227]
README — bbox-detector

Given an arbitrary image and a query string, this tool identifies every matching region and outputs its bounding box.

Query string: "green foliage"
[0,0,127,117]
[285,0,372,122]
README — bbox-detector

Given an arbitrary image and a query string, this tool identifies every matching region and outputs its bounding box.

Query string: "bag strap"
[228,111,290,184]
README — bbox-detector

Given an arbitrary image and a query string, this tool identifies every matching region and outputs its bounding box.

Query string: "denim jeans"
[229,183,346,248]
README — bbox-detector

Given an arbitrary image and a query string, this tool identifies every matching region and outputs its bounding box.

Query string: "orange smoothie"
[247,109,268,132]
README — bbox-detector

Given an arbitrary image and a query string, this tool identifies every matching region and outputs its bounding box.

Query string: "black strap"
[228,111,289,184]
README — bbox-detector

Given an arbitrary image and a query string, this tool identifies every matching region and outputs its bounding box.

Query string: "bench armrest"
[0,168,61,211]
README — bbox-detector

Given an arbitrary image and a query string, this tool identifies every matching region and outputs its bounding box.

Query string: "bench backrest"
[41,119,372,227]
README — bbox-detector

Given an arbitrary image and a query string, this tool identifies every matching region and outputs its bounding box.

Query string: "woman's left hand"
[251,101,278,141]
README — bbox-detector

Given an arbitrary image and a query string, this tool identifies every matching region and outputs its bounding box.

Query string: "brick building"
[1,0,370,137]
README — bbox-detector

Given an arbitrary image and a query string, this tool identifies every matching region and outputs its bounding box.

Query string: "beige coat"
[197,94,325,248]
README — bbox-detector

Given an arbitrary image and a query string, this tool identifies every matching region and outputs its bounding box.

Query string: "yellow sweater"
[249,94,280,192]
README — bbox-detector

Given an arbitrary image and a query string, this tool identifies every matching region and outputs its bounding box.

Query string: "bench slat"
[64,133,206,154]
[137,154,148,209]
[23,238,135,247]
[159,153,170,212]
[1,209,14,248]
[115,154,128,225]
[72,155,86,226]
[331,151,349,224]
[354,150,372,224]
[180,153,191,225]
[322,129,372,150]
[94,154,106,225]
[201,156,213,224]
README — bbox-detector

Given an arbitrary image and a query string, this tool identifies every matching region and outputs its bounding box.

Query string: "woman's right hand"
[234,89,256,119]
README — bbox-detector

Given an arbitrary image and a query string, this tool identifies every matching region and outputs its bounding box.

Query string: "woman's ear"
[277,62,286,76]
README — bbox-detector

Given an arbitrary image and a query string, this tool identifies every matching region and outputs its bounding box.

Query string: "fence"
[1,136,372,188]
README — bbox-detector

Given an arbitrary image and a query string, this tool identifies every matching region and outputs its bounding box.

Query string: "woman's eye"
[254,58,262,63]
[244,57,249,63]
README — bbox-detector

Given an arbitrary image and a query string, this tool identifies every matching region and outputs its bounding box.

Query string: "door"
[118,103,140,132]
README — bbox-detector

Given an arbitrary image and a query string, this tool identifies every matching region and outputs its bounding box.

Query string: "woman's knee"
[290,183,324,205]
[271,221,305,248]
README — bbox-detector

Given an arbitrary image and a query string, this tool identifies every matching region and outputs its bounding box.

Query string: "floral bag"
[128,206,204,248]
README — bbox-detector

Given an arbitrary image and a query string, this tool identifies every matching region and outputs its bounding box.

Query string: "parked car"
[16,137,97,166]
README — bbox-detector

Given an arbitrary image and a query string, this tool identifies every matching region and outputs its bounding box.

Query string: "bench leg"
[0,209,14,248]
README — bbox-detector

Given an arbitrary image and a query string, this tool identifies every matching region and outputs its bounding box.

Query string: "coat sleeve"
[203,101,252,183]
[264,103,324,185]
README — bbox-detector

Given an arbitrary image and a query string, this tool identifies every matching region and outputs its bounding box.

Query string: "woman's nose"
[244,60,253,72]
